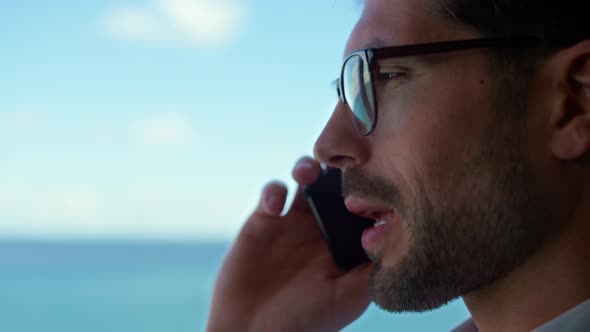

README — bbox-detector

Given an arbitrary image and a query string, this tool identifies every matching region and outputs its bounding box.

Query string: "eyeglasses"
[335,37,569,135]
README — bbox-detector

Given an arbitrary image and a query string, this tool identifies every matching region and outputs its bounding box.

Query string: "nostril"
[313,129,369,168]
[327,155,358,169]
[313,103,370,168]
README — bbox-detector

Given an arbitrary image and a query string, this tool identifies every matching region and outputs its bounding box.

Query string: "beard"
[342,102,563,313]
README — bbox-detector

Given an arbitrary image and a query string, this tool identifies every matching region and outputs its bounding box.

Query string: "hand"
[207,157,371,332]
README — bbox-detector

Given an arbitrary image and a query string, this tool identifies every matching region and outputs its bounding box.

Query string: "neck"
[463,211,590,332]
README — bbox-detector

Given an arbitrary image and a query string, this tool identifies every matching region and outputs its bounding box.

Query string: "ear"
[549,40,590,161]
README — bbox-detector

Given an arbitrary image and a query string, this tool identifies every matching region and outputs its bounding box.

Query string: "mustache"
[341,168,402,208]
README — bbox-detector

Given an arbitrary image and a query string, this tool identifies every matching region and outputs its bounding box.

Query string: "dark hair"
[436,1,590,43]
[434,1,590,116]
[435,1,590,67]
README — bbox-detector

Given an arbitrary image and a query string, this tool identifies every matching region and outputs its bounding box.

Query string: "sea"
[0,240,470,332]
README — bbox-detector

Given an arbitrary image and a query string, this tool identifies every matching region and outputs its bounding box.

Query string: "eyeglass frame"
[335,37,576,136]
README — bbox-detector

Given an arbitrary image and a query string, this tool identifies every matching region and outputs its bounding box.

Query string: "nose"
[313,102,370,169]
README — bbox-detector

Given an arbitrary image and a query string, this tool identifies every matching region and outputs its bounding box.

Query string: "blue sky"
[0,0,362,240]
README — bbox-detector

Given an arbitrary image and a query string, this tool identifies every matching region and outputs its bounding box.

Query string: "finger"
[292,156,322,185]
[288,157,322,214]
[256,180,288,217]
[240,181,288,243]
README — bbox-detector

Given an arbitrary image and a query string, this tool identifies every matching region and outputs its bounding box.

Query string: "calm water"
[0,241,469,331]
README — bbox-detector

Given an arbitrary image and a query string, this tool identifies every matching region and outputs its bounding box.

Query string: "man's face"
[314,0,560,312]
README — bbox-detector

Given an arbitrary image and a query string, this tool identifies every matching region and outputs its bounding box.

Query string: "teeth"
[374,220,388,227]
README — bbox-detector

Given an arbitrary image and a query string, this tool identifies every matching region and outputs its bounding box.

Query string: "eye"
[375,70,408,88]
[377,72,405,81]
[376,65,409,83]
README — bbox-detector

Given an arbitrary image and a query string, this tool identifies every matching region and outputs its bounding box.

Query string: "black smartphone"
[303,167,374,271]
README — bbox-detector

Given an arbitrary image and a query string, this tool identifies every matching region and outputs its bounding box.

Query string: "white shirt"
[451,298,590,332]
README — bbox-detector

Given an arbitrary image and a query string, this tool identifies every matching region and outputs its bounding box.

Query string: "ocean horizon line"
[0,236,234,246]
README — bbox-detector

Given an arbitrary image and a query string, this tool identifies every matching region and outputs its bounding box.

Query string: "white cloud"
[0,189,103,226]
[131,112,193,147]
[102,0,247,48]
[0,107,44,132]
[103,6,164,43]
[59,192,101,218]
[0,184,243,240]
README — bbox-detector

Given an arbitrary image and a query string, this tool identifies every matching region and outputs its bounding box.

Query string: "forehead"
[344,0,478,56]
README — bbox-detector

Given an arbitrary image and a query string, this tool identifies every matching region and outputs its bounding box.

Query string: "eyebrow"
[342,38,395,59]
[344,39,391,58]
[361,38,392,49]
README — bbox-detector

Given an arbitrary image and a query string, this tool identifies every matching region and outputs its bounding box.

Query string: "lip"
[346,196,398,252]
[344,196,395,219]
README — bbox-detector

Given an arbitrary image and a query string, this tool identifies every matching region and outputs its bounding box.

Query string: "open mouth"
[344,197,399,249]
[374,220,389,227]
[349,209,396,229]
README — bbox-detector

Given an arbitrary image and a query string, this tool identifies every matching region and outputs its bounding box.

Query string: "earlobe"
[572,55,590,88]
[550,41,590,161]
[551,112,590,160]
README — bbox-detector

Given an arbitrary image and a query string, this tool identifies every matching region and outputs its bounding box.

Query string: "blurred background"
[0,0,469,330]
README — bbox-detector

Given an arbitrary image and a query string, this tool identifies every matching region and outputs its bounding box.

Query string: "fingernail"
[296,159,313,172]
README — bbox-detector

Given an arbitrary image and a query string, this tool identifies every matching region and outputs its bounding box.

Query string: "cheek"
[371,68,493,198]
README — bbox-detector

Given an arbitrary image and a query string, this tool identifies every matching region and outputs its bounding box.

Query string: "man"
[207,0,590,331]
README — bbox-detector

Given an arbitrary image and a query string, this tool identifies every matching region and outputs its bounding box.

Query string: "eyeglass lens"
[342,54,376,135]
